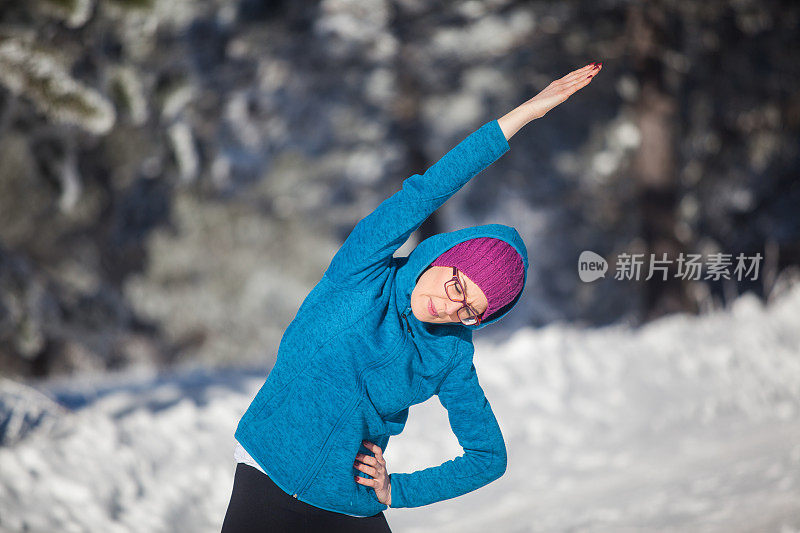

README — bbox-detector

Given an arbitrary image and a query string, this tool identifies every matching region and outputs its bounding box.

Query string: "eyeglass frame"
[443,267,484,326]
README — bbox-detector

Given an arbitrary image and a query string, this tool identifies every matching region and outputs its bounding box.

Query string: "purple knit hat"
[430,237,525,321]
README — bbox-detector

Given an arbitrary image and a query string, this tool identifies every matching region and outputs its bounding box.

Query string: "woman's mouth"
[428,298,438,318]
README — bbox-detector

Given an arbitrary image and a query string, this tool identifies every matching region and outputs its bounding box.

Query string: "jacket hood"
[394,224,529,331]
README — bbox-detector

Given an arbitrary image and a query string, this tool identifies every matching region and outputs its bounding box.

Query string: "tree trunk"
[626,3,695,321]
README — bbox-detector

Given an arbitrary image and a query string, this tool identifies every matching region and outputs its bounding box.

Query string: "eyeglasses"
[444,267,483,326]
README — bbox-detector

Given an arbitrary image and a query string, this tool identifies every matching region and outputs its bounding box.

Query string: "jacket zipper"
[401,306,415,337]
[291,308,413,499]
[292,335,408,499]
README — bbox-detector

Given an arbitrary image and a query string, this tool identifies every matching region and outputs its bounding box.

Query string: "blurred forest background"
[0,0,798,379]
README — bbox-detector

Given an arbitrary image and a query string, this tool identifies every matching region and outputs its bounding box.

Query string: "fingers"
[573,63,598,77]
[355,453,378,466]
[361,440,385,462]
[585,62,602,79]
[354,460,378,477]
[354,475,377,488]
[562,63,601,95]
[560,62,602,86]
[355,447,385,478]
[354,445,391,507]
[569,72,596,90]
[557,63,595,84]
[355,441,388,487]
[355,461,375,473]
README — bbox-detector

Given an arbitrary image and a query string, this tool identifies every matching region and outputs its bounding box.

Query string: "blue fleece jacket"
[234,118,529,517]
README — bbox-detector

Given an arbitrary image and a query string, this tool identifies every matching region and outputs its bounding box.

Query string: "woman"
[222,62,603,532]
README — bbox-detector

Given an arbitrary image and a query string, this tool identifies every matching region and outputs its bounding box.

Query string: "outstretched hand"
[525,62,603,120]
[354,440,391,506]
[498,62,603,140]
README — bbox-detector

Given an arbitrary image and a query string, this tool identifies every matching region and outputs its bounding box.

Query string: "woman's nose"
[442,298,462,317]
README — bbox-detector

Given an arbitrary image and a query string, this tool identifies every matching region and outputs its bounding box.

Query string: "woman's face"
[410,265,489,324]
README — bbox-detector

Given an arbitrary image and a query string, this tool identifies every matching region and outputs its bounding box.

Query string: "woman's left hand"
[497,62,603,140]
[522,62,602,121]
[354,440,391,506]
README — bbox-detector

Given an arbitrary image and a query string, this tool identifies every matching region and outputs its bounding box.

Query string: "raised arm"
[324,62,603,288]
[388,346,506,508]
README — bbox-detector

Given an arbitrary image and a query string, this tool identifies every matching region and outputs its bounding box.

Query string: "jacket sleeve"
[324,119,510,287]
[388,347,508,508]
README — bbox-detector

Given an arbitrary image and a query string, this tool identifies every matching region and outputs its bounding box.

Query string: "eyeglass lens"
[445,280,478,324]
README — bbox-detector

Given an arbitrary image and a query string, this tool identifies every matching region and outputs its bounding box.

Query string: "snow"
[1,285,799,532]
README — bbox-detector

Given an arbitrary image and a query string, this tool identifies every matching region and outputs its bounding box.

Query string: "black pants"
[221,463,393,533]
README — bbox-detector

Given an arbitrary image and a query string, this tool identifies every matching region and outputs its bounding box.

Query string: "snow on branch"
[0,37,116,135]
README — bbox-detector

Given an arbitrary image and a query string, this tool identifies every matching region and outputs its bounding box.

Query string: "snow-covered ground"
[1,284,799,533]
